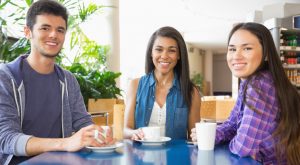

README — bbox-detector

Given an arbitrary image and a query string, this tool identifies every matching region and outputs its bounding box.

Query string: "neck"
[154,70,174,87]
[27,53,55,74]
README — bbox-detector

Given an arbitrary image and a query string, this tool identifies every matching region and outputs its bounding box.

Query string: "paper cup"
[196,122,216,150]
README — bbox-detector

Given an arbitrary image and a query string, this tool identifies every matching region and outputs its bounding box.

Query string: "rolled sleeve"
[14,135,32,156]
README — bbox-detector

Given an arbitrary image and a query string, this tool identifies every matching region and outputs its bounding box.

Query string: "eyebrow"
[40,24,51,27]
[155,45,178,49]
[40,24,66,31]
[228,43,254,47]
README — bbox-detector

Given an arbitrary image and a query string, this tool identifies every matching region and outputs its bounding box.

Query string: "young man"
[0,1,111,164]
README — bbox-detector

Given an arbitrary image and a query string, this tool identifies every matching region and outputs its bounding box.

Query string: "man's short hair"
[26,0,68,30]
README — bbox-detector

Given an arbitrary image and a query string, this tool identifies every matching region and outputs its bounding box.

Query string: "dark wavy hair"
[145,26,194,108]
[228,22,300,164]
[26,0,68,30]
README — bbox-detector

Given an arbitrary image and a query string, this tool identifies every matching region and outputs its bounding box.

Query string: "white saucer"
[86,142,123,153]
[136,137,171,146]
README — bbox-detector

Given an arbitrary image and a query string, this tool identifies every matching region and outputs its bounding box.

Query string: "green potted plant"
[191,72,204,95]
[0,0,122,107]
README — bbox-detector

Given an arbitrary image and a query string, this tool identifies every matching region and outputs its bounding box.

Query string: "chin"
[233,74,249,80]
[161,70,173,74]
[232,72,243,78]
[42,53,59,58]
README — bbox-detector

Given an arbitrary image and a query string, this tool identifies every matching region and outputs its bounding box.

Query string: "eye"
[154,48,163,52]
[39,27,49,31]
[228,47,236,52]
[168,49,177,53]
[244,47,252,51]
[57,28,66,34]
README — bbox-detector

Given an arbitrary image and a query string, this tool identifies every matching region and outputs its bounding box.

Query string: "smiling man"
[0,1,110,164]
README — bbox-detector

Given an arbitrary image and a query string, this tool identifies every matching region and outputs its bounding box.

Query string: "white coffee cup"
[196,122,216,150]
[141,126,161,141]
[94,126,113,143]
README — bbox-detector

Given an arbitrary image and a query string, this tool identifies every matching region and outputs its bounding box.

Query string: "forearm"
[188,117,199,140]
[26,137,67,156]
[123,127,137,139]
[215,121,237,144]
[26,124,110,156]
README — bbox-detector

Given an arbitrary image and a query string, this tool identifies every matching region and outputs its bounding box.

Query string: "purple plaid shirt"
[215,70,283,164]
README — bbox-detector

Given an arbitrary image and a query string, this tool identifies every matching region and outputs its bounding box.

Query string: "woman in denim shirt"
[124,26,201,140]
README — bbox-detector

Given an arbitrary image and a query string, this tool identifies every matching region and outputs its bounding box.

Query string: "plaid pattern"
[215,71,284,164]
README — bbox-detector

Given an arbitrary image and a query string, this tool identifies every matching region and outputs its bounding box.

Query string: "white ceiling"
[180,0,300,51]
[129,0,300,52]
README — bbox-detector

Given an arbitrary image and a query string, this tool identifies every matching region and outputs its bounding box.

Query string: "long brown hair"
[228,22,300,164]
[145,26,194,108]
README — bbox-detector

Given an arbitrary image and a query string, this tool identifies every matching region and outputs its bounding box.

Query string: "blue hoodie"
[0,55,93,164]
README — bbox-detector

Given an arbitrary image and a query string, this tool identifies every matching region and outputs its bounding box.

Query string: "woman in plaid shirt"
[191,22,300,165]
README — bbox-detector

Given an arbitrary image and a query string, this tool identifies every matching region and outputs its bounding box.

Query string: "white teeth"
[233,63,245,66]
[46,42,57,46]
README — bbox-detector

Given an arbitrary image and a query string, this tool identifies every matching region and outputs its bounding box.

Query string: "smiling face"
[25,14,66,58]
[152,36,179,75]
[227,29,263,80]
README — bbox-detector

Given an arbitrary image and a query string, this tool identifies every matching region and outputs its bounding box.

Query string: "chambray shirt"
[215,70,283,164]
[134,72,189,139]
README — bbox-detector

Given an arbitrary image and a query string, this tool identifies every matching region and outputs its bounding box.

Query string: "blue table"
[20,140,261,165]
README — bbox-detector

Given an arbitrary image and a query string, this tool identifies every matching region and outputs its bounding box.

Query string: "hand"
[131,128,144,140]
[190,128,197,143]
[63,124,107,152]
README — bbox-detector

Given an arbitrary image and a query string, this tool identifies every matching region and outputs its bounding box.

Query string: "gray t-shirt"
[21,59,62,138]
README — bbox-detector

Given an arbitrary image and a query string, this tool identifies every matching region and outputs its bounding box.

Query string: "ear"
[24,26,32,39]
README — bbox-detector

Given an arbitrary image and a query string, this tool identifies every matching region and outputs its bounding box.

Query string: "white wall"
[204,50,213,95]
[187,44,203,77]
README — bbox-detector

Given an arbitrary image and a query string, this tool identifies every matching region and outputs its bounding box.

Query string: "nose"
[232,48,243,59]
[49,30,58,38]
[160,50,169,59]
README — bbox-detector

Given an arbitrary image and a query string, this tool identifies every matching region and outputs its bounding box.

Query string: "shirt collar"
[239,79,248,95]
[149,71,180,90]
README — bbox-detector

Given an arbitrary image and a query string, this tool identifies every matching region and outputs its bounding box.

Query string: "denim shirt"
[135,72,188,139]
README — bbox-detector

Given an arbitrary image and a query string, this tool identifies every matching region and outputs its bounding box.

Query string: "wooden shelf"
[280,46,300,51]
[283,64,300,69]
[292,83,300,87]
